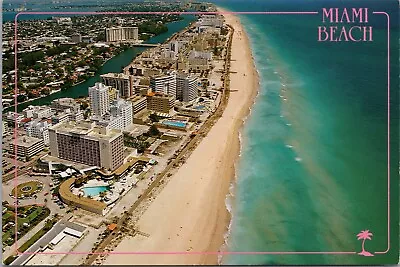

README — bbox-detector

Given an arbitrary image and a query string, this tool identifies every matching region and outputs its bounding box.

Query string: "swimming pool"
[162,120,187,128]
[82,186,110,197]
[194,105,205,110]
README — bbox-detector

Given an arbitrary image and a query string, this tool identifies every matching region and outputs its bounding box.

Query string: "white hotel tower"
[176,74,199,102]
[89,83,110,117]
[150,72,199,102]
[150,73,177,98]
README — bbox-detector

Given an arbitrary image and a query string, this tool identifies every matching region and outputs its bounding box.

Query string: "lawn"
[2,205,50,247]
[3,216,58,265]
[11,181,43,199]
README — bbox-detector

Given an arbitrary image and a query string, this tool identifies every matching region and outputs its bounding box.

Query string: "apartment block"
[101,73,133,98]
[9,135,44,158]
[146,93,175,114]
[105,27,139,42]
[49,121,124,171]
[150,73,176,98]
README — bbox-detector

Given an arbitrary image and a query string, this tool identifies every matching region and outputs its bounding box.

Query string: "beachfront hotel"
[101,73,134,98]
[146,93,175,113]
[89,83,110,117]
[105,26,139,43]
[150,73,177,98]
[150,72,199,102]
[48,121,124,171]
[176,73,199,102]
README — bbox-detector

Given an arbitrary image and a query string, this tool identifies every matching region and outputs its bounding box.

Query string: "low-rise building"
[25,120,50,145]
[9,135,44,158]
[130,95,147,114]
[2,121,9,136]
[146,93,175,113]
[51,112,70,125]
[22,106,53,119]
[71,34,82,43]
[4,112,25,127]
[51,98,80,113]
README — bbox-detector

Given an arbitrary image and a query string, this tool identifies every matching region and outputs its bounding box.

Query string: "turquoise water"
[82,186,109,197]
[194,105,205,110]
[213,0,399,265]
[162,120,187,128]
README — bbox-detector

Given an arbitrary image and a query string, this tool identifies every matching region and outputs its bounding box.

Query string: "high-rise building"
[150,74,176,98]
[100,73,133,98]
[176,74,199,102]
[110,99,133,130]
[49,121,124,171]
[25,120,50,145]
[89,83,110,117]
[105,27,139,42]
[108,87,118,104]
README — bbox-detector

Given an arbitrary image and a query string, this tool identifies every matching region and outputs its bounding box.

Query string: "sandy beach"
[104,9,259,265]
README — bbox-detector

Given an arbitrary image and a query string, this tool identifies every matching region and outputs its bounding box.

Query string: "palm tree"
[357,230,374,256]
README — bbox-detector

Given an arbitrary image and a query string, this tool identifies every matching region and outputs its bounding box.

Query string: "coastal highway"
[83,24,234,265]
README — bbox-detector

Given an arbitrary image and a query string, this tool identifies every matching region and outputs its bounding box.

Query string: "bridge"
[130,43,160,47]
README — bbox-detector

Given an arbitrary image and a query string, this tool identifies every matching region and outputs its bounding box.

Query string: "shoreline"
[103,9,259,265]
[217,8,261,263]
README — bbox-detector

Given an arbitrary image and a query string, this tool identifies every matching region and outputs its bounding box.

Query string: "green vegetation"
[149,113,162,122]
[3,216,58,265]
[3,255,18,265]
[11,180,43,199]
[146,125,161,137]
[138,21,168,36]
[124,134,150,154]
[46,45,73,57]
[18,217,57,252]
[2,205,50,247]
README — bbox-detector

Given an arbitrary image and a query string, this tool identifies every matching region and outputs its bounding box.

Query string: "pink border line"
[10,10,390,257]
[372,11,391,255]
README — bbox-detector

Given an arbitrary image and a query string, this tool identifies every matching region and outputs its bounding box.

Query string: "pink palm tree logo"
[357,230,374,256]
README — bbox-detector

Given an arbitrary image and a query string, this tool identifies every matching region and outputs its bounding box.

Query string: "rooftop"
[100,72,131,79]
[14,135,43,147]
[50,121,122,140]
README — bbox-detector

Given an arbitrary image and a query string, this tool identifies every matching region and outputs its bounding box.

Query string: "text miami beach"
[318,8,373,42]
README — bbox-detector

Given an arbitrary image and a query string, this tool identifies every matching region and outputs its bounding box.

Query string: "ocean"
[2,0,398,265]
[213,0,399,265]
